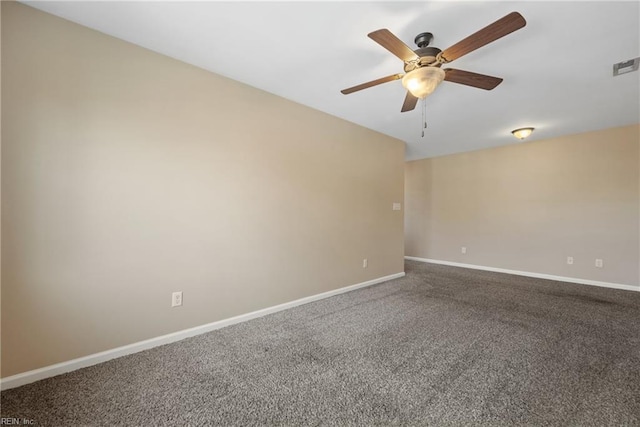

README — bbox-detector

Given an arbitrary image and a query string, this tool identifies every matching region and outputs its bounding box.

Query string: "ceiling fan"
[341,12,527,113]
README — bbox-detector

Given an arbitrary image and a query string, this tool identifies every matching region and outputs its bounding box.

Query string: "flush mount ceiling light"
[512,127,534,140]
[401,67,446,99]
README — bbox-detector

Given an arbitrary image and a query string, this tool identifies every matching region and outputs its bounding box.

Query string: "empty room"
[1,1,639,425]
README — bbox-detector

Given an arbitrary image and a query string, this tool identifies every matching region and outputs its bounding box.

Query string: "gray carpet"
[2,260,639,426]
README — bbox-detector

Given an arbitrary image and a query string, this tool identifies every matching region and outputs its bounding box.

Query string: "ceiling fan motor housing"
[400,32,442,72]
[405,46,442,72]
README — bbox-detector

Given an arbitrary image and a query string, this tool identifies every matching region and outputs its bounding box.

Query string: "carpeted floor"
[2,260,640,426]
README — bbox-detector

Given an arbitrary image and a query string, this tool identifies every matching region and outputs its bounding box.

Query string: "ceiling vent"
[613,57,639,76]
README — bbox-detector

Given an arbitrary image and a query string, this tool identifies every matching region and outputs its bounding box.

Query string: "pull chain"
[421,98,427,137]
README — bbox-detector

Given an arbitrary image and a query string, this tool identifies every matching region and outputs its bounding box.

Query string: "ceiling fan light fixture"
[402,67,445,99]
[512,127,534,140]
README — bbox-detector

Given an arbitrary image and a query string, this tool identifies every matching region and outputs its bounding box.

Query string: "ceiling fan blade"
[401,91,419,112]
[368,29,420,63]
[444,69,503,90]
[341,73,403,95]
[440,12,526,63]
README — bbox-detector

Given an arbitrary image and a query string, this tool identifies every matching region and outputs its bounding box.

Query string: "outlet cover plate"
[172,291,183,307]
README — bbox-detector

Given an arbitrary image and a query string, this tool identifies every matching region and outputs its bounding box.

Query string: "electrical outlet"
[363,258,368,268]
[172,291,183,307]
[461,247,467,254]
[595,259,603,268]
[567,256,574,265]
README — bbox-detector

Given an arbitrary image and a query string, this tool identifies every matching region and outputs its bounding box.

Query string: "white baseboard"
[1,271,405,391]
[405,256,639,292]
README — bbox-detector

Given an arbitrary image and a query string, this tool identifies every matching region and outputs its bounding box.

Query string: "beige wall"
[1,2,405,377]
[405,125,640,287]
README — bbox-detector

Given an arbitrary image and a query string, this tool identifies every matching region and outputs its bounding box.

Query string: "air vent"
[613,57,639,76]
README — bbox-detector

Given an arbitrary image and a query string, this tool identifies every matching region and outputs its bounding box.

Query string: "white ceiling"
[24,1,640,160]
